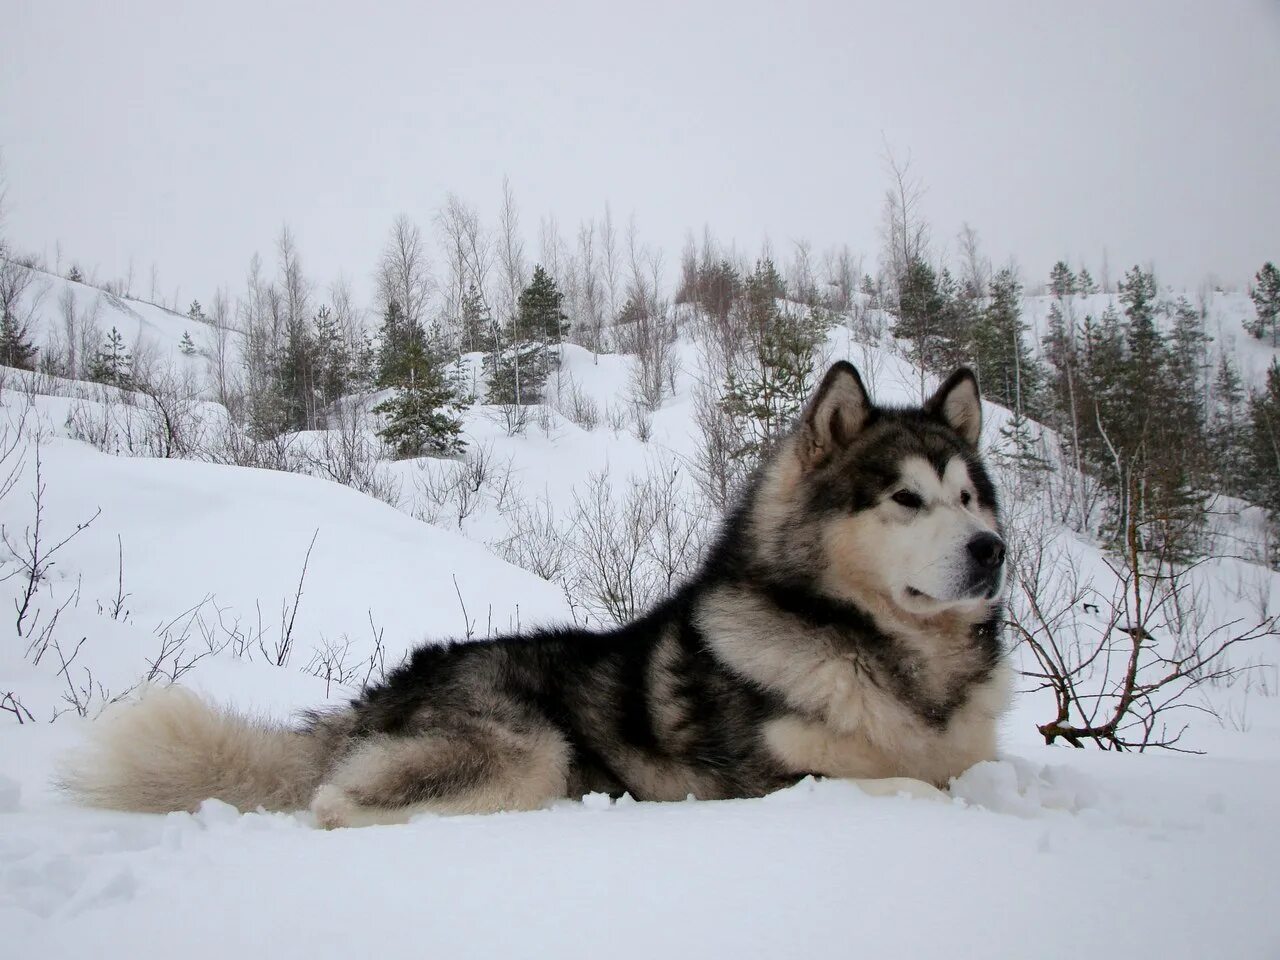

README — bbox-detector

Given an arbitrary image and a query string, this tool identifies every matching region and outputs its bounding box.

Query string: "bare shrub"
[604,401,628,433]
[131,353,206,458]
[411,443,507,528]
[1,691,34,724]
[625,307,680,412]
[1008,513,1278,752]
[257,531,318,667]
[497,494,570,584]
[199,417,304,473]
[143,598,218,683]
[489,401,530,437]
[412,460,456,525]
[305,635,358,697]
[629,403,653,443]
[687,377,749,514]
[1,442,101,637]
[301,400,401,506]
[556,376,600,431]
[566,466,708,626]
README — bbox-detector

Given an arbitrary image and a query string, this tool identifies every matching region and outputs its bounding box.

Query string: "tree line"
[4,166,1279,563]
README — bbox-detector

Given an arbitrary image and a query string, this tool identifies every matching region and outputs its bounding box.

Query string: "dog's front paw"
[851,776,948,802]
[310,784,357,829]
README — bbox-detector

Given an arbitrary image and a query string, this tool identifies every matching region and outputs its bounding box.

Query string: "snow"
[2,295,1280,957]
[6,726,1279,958]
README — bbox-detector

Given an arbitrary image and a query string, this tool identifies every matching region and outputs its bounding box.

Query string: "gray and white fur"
[61,362,1010,827]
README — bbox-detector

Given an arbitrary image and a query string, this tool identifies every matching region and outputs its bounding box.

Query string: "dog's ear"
[925,368,982,446]
[799,362,871,467]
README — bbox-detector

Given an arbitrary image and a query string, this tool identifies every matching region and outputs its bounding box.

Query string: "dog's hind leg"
[310,721,570,828]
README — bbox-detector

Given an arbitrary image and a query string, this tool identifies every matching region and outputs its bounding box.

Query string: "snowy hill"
[3,308,1280,957]
[2,260,217,376]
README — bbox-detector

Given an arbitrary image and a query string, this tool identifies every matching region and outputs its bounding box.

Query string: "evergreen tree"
[994,405,1051,482]
[0,309,37,370]
[1111,266,1204,557]
[312,304,350,413]
[1048,261,1076,298]
[1209,353,1250,495]
[970,268,1041,413]
[1167,297,1211,432]
[1076,267,1098,295]
[373,328,467,459]
[88,327,133,388]
[515,264,570,345]
[859,273,879,306]
[188,300,206,322]
[1247,360,1280,565]
[1079,306,1126,444]
[1041,299,1078,436]
[67,264,84,283]
[276,313,318,430]
[377,299,426,389]
[459,283,491,354]
[893,257,960,378]
[721,286,832,463]
[694,259,742,321]
[486,265,568,405]
[179,331,197,356]
[346,328,378,393]
[1248,262,1280,346]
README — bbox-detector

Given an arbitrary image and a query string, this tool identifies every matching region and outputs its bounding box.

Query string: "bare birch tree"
[376,215,431,328]
[879,147,930,302]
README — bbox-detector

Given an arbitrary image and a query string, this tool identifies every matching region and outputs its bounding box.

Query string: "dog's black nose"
[967,533,1005,570]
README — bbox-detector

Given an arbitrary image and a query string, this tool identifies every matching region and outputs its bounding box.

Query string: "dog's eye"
[960,490,972,507]
[891,490,923,509]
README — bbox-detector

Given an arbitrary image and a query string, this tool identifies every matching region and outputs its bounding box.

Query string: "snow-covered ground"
[2,290,1279,957]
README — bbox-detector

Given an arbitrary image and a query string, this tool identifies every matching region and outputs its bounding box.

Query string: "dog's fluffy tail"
[59,686,340,814]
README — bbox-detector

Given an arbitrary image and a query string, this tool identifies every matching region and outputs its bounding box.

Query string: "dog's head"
[751,361,1004,619]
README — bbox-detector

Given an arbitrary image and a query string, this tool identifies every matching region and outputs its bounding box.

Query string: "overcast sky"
[2,0,1278,306]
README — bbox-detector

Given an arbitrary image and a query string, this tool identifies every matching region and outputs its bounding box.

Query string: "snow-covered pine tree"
[373,326,467,459]
[485,265,568,405]
[179,331,197,356]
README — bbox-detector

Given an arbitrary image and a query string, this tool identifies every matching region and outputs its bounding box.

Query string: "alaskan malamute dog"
[63,363,1009,827]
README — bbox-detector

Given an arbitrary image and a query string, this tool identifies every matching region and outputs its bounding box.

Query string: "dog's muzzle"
[965,532,1006,598]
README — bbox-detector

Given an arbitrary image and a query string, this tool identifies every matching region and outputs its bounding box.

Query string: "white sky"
[2,0,1278,305]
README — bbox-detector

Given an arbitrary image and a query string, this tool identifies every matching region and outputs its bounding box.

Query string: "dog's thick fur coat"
[62,363,1009,827]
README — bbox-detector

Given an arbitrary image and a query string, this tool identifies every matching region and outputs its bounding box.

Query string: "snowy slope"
[2,312,1280,957]
[4,262,215,374]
